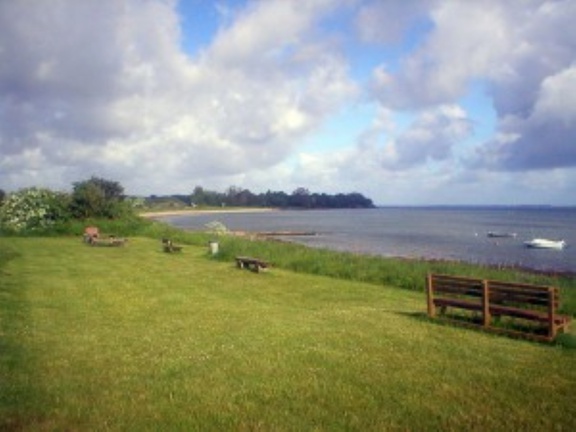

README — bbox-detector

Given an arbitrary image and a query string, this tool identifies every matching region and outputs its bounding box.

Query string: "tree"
[190,185,225,207]
[226,186,256,207]
[85,176,124,201]
[263,190,289,207]
[290,187,314,208]
[146,187,374,210]
[70,176,130,219]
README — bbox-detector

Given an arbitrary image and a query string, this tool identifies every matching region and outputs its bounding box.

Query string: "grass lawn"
[1,237,575,431]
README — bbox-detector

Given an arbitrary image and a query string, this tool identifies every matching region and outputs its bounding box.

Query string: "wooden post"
[426,273,435,317]
[548,287,556,340]
[482,279,491,328]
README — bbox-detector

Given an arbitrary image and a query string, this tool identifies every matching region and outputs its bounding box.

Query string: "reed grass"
[1,237,575,431]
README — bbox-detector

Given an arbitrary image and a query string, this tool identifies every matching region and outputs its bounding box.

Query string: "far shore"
[139,207,278,219]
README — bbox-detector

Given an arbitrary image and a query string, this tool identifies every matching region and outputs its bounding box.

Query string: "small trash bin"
[209,240,219,255]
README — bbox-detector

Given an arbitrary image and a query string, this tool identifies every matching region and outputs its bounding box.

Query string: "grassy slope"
[1,237,575,431]
[210,234,576,315]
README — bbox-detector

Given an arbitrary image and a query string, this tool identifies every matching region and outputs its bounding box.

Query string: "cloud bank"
[0,0,355,193]
[369,0,576,173]
[0,0,575,204]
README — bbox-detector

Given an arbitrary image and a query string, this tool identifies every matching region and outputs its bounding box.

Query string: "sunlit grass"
[11,215,575,313]
[211,234,576,315]
[1,237,575,431]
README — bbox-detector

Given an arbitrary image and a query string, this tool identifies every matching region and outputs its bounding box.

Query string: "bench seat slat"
[489,295,555,307]
[433,298,566,323]
[434,298,482,311]
[434,281,483,288]
[490,287,553,299]
[432,287,483,297]
[489,305,571,325]
[488,280,553,291]
[431,274,481,283]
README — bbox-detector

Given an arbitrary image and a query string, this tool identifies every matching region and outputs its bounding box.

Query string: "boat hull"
[524,239,566,250]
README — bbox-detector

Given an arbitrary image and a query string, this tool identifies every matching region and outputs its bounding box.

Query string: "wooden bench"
[162,238,182,253]
[83,227,126,247]
[83,226,100,243]
[426,273,572,342]
[235,256,269,273]
[88,235,127,247]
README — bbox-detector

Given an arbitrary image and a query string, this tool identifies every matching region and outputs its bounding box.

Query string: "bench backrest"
[429,274,557,311]
[488,280,556,311]
[429,274,484,301]
[84,226,99,237]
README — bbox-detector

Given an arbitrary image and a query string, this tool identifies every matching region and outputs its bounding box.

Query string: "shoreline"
[139,207,278,219]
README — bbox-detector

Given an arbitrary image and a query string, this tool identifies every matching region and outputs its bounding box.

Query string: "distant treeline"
[146,186,375,209]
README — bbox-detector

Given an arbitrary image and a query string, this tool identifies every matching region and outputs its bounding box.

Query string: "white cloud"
[368,0,576,174]
[355,0,431,45]
[370,0,512,108]
[475,65,576,170]
[381,105,472,169]
[282,106,470,203]
[533,66,576,125]
[0,0,357,194]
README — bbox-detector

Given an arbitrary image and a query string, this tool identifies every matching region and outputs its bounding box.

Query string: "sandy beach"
[139,207,278,218]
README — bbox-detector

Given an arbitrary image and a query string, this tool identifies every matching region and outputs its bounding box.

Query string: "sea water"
[157,207,576,273]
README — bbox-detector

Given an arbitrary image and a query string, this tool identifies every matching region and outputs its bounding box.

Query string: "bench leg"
[482,280,491,328]
[426,274,436,317]
[548,289,556,340]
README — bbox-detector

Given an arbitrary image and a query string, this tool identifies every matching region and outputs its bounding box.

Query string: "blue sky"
[1,0,575,205]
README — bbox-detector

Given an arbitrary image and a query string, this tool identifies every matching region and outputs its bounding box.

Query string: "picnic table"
[83,226,126,247]
[162,238,183,253]
[235,256,269,273]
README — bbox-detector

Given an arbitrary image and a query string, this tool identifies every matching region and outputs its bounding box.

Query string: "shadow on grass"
[396,310,575,349]
[0,246,53,430]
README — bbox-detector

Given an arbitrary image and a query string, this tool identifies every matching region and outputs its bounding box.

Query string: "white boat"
[524,238,566,250]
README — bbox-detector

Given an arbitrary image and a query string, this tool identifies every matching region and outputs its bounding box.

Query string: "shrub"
[69,176,134,219]
[0,188,71,232]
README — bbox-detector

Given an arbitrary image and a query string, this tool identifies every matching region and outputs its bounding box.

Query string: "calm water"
[158,208,576,273]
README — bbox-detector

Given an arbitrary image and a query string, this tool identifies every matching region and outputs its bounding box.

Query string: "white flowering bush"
[0,187,70,232]
[205,220,229,235]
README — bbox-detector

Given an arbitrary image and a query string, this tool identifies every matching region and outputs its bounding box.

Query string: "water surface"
[158,208,576,273]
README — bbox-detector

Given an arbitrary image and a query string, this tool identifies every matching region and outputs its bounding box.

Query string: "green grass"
[209,234,576,316]
[1,237,575,431]
[9,215,575,314]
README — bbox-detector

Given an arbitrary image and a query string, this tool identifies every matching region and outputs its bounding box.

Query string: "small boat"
[487,232,517,238]
[524,238,566,250]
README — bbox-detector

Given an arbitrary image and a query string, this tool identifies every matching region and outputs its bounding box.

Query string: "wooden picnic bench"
[235,256,269,273]
[88,236,127,247]
[426,273,572,342]
[83,226,126,247]
[162,238,182,253]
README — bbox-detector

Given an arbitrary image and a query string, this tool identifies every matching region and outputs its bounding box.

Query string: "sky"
[1,0,575,205]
